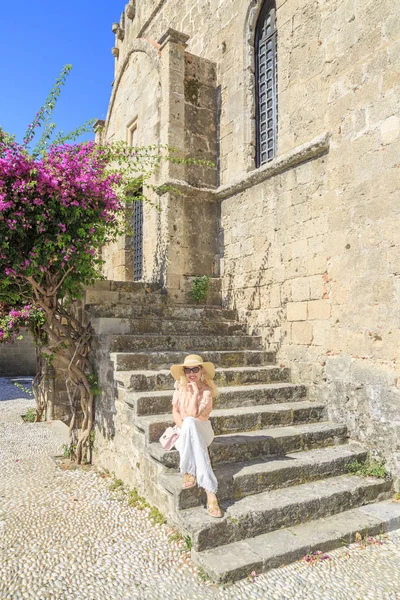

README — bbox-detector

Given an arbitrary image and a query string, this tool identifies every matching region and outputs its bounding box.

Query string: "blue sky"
[0,1,119,144]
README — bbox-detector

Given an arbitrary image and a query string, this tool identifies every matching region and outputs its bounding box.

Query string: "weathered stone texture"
[101,0,400,483]
[0,330,36,376]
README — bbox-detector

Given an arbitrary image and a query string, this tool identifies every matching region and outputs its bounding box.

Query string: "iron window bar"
[132,188,143,281]
[255,1,278,167]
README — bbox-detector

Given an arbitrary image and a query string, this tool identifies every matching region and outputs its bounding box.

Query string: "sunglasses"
[183,366,201,374]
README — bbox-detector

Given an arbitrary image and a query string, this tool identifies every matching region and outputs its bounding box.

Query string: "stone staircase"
[86,282,400,583]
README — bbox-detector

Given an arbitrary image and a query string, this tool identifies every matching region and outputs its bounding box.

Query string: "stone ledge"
[217,131,331,200]
[156,131,331,201]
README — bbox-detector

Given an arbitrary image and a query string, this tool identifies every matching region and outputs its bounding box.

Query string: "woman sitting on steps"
[170,354,222,518]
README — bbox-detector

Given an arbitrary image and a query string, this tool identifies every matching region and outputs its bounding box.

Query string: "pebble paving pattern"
[1,376,400,600]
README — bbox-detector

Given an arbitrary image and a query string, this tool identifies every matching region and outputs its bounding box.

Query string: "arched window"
[255,1,278,167]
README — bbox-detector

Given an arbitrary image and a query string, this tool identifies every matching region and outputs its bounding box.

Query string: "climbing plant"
[190,276,211,303]
[0,65,193,462]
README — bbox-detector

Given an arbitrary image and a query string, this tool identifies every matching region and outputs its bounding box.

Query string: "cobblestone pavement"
[1,377,400,600]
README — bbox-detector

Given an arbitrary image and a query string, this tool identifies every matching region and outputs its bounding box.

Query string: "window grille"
[132,190,143,281]
[255,1,278,167]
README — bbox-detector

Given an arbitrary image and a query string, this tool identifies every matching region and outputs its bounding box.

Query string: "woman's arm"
[185,382,200,417]
[172,404,183,428]
[197,390,213,419]
[172,385,183,428]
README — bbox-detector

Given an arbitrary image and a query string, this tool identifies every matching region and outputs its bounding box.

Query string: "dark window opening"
[132,186,143,281]
[255,1,278,167]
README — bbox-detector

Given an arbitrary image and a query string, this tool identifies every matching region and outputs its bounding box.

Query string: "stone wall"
[85,283,176,519]
[101,43,161,282]
[0,330,36,377]
[184,52,218,188]
[215,0,400,481]
[101,22,220,297]
[101,0,400,483]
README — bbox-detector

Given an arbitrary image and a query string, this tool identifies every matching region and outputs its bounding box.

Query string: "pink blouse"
[171,381,213,422]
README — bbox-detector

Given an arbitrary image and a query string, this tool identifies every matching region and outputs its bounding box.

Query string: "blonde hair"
[179,367,219,398]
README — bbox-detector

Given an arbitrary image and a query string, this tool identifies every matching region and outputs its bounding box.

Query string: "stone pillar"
[94,119,105,144]
[157,29,190,298]
[158,28,189,181]
[155,29,220,302]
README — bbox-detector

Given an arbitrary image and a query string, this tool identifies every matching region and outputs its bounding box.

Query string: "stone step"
[179,474,392,553]
[128,383,308,416]
[116,366,291,392]
[148,422,348,469]
[88,281,162,293]
[136,401,326,443]
[84,282,163,306]
[85,290,165,306]
[92,317,247,336]
[108,334,263,353]
[87,304,239,322]
[192,500,400,582]
[160,444,368,510]
[111,350,276,371]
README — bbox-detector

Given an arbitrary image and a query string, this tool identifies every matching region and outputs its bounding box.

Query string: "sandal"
[183,473,196,489]
[207,499,223,518]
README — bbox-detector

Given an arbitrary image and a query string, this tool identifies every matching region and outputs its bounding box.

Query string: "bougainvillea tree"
[0,66,177,462]
[0,136,125,459]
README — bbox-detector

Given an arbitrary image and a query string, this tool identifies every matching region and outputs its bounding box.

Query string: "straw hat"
[170,354,215,381]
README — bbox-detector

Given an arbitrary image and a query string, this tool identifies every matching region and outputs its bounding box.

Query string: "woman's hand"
[187,381,199,398]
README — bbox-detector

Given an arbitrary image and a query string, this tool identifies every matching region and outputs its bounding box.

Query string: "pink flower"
[0,199,12,211]
[58,223,67,232]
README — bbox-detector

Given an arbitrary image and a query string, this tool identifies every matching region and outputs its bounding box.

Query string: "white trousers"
[174,417,218,493]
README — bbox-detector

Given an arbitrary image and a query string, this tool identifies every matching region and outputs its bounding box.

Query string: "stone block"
[114,266,129,281]
[381,115,400,145]
[291,238,308,258]
[308,299,331,320]
[269,284,281,307]
[373,280,394,303]
[240,237,254,256]
[325,356,351,383]
[309,274,326,299]
[291,277,310,302]
[312,321,331,346]
[328,209,351,231]
[291,322,313,345]
[387,247,400,275]
[287,302,307,321]
[305,254,328,276]
[84,290,119,305]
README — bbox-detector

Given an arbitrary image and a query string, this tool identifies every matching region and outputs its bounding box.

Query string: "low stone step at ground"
[179,474,392,552]
[148,422,348,469]
[116,366,291,392]
[160,444,369,510]
[87,304,239,322]
[136,401,326,442]
[92,317,247,336]
[128,383,308,416]
[111,350,276,371]
[192,500,400,582]
[108,333,263,353]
